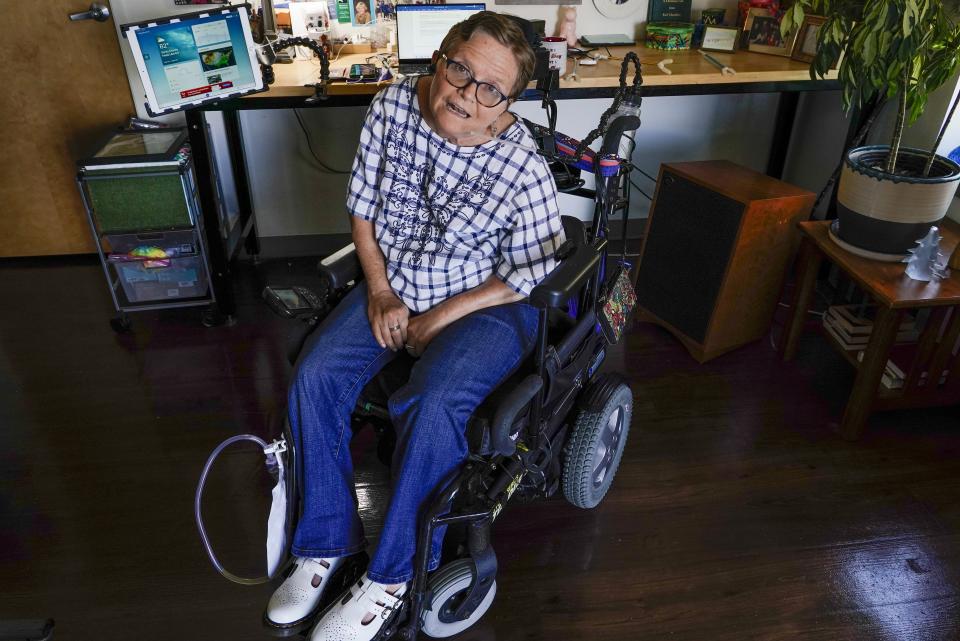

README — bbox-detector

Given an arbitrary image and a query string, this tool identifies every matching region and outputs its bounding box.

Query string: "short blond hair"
[437,11,535,99]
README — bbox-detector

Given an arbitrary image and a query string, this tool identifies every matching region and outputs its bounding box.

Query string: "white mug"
[542,37,568,72]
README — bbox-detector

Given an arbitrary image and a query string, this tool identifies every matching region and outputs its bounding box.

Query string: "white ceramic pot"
[836,145,960,256]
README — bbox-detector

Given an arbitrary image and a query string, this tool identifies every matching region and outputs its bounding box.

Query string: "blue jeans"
[288,282,539,584]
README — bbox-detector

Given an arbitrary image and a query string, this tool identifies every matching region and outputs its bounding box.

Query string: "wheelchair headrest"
[502,15,549,84]
[503,15,541,49]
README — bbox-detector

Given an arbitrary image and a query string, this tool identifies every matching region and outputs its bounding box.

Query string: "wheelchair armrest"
[491,374,543,457]
[529,237,606,308]
[318,243,362,290]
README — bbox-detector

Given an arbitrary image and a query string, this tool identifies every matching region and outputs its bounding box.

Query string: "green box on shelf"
[79,128,194,234]
[85,169,194,233]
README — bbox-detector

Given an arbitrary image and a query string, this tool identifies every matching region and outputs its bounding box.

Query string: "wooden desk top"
[264,44,837,99]
[800,219,960,309]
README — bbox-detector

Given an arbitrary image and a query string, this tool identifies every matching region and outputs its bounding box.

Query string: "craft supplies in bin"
[116,255,209,303]
[107,229,209,303]
[646,22,695,50]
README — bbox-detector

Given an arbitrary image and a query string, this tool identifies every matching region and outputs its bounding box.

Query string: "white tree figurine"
[903,226,950,281]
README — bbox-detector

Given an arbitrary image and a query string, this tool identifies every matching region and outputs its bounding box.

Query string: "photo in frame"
[701,25,739,52]
[791,14,826,63]
[746,13,796,56]
[740,7,769,48]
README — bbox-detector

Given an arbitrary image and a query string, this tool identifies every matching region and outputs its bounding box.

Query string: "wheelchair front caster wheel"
[110,314,132,334]
[563,374,632,509]
[421,559,497,638]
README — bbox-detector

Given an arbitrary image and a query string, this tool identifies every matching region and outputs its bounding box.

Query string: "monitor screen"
[397,3,485,62]
[123,6,264,116]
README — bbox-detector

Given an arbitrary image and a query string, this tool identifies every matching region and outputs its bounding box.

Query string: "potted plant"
[783,0,960,257]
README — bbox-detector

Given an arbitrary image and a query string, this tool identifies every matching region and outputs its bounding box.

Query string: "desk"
[780,220,960,440]
[259,44,837,99]
[186,44,839,319]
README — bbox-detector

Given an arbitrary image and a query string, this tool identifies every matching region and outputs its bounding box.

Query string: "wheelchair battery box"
[263,286,324,318]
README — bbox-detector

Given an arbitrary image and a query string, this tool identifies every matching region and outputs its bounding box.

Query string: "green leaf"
[862,31,877,65]
[903,1,916,37]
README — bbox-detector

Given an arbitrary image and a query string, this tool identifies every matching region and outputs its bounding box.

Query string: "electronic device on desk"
[263,286,325,319]
[579,34,635,47]
[349,63,381,81]
[121,4,265,116]
[396,3,485,75]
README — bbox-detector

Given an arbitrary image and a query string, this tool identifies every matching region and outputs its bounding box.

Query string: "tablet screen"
[124,6,264,115]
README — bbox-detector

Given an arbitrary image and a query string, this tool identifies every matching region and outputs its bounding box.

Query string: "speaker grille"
[637,171,744,343]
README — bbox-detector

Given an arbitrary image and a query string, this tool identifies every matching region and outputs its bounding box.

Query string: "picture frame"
[740,7,769,49]
[791,14,826,63]
[746,12,797,57]
[701,25,739,53]
[350,0,375,26]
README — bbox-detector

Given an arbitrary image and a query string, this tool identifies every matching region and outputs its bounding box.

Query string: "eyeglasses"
[440,54,510,108]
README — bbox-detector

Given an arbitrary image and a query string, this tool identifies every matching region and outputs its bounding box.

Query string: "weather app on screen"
[136,12,255,109]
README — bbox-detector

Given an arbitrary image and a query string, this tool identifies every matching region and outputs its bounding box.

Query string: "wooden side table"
[780,219,960,439]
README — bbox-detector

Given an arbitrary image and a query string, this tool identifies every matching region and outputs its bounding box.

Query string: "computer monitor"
[122,5,265,117]
[397,3,485,66]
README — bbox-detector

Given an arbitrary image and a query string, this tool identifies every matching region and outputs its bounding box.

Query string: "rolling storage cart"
[77,128,217,333]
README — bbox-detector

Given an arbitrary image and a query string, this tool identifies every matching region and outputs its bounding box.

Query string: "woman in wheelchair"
[264,12,567,640]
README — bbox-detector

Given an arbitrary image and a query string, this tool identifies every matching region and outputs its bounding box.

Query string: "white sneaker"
[309,575,407,641]
[264,556,343,633]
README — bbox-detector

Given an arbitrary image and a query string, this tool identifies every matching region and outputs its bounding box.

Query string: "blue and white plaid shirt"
[347,78,565,312]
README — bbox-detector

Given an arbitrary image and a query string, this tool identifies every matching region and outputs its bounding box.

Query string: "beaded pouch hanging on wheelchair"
[598,264,636,344]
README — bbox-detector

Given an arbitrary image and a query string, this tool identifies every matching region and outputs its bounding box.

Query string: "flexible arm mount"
[260,36,331,102]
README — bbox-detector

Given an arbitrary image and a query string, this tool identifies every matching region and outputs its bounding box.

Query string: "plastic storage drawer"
[116,255,209,302]
[108,230,209,303]
[106,229,198,256]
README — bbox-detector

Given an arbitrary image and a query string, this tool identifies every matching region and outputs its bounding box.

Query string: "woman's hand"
[368,288,409,351]
[402,277,523,357]
[404,308,446,357]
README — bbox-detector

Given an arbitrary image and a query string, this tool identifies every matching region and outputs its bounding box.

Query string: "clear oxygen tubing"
[195,434,288,586]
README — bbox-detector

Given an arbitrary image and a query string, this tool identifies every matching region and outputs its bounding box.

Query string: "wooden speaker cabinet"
[636,160,814,363]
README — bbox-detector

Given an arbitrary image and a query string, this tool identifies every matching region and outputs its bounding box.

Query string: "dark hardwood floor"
[1,255,958,641]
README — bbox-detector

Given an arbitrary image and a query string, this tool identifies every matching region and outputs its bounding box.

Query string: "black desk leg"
[222,109,260,258]
[766,91,800,180]
[187,108,236,322]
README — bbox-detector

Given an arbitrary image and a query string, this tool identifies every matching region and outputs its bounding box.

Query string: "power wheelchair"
[197,18,645,641]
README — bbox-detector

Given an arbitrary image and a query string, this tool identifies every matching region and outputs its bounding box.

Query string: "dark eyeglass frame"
[439,54,511,108]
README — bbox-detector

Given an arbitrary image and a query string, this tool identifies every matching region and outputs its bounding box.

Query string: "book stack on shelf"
[855,347,950,390]
[822,304,957,390]
[822,305,919,351]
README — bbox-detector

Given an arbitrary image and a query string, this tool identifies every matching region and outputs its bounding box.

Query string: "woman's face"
[427,32,518,145]
[356,2,368,15]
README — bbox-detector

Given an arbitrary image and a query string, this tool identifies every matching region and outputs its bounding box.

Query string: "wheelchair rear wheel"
[562,374,632,509]
[421,559,497,638]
